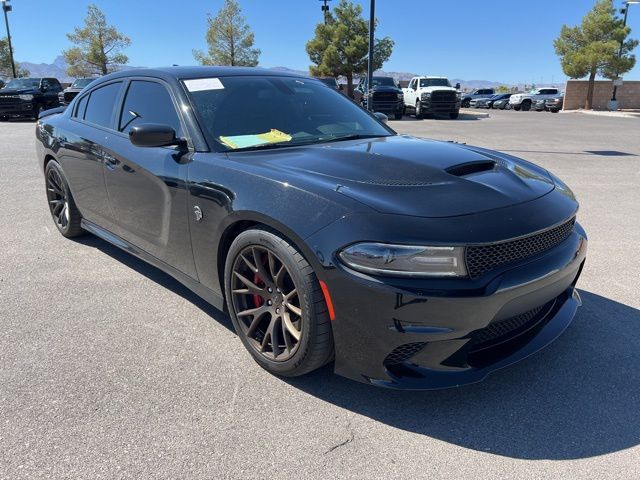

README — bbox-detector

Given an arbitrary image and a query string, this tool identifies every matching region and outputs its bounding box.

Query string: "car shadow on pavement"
[285,290,640,460]
[73,234,234,332]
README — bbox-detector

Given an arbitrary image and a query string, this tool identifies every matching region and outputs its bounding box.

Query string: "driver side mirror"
[373,112,388,124]
[129,124,184,148]
[455,83,461,90]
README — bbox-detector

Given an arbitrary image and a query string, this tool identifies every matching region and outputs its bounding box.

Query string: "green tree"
[554,0,638,109]
[1,37,29,78]
[306,0,394,98]
[193,0,260,67]
[63,4,130,77]
[496,85,511,93]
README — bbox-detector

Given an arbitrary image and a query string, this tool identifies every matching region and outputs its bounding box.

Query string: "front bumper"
[422,99,460,113]
[319,222,587,390]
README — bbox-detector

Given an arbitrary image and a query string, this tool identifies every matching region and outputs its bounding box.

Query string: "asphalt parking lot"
[1,109,639,479]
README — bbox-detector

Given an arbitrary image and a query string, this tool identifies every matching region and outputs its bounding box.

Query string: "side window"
[84,82,123,128]
[75,95,89,119]
[118,80,183,137]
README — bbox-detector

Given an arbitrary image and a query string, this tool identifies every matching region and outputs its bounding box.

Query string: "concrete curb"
[561,109,640,119]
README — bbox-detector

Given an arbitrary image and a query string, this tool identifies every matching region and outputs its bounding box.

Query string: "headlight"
[338,243,467,277]
[19,94,34,101]
[421,92,431,101]
[456,92,462,99]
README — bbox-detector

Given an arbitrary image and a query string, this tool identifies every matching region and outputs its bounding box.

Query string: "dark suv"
[354,76,404,119]
[0,77,62,120]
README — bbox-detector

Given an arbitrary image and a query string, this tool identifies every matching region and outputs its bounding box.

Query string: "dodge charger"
[35,67,587,389]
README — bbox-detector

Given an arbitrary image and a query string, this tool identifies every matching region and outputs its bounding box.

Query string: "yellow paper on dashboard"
[219,129,292,149]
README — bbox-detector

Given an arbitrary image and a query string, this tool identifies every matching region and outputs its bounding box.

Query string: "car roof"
[96,66,309,82]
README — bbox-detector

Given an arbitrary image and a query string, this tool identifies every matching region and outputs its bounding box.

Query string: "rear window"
[84,82,122,128]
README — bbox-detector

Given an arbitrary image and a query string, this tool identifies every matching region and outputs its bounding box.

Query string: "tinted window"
[420,78,451,88]
[119,80,183,136]
[84,82,122,128]
[186,76,391,152]
[75,95,89,119]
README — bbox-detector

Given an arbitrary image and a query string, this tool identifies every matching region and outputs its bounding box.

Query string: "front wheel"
[513,105,521,111]
[415,101,423,119]
[394,112,403,120]
[521,101,531,112]
[224,228,334,377]
[449,111,459,119]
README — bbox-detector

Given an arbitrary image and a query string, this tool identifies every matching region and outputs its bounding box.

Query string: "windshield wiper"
[226,134,385,152]
[317,133,385,144]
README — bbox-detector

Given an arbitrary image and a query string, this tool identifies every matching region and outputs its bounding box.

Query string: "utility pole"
[610,1,638,106]
[2,0,16,78]
[367,0,375,111]
[319,0,332,25]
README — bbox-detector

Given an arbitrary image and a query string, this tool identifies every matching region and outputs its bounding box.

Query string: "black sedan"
[35,67,587,389]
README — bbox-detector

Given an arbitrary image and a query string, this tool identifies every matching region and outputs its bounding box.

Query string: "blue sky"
[4,0,640,84]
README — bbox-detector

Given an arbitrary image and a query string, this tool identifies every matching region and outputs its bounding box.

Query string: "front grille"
[384,342,427,366]
[473,302,550,346]
[0,96,21,106]
[431,91,457,103]
[373,92,398,101]
[465,217,575,279]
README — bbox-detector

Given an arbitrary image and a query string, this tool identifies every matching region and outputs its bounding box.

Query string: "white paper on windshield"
[184,78,224,92]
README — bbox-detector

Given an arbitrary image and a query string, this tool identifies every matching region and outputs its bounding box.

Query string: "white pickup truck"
[509,88,560,111]
[402,76,461,119]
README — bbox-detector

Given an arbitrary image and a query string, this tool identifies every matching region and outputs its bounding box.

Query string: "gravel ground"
[1,110,639,479]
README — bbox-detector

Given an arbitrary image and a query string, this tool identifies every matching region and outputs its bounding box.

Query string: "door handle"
[102,151,119,169]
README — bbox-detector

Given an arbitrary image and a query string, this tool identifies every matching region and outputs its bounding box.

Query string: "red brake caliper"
[253,272,263,308]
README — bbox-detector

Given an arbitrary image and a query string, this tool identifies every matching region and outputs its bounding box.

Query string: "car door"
[406,79,417,105]
[102,78,197,279]
[57,80,124,232]
[40,79,60,108]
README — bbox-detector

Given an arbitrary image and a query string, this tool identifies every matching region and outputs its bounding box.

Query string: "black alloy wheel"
[45,160,84,238]
[225,228,334,376]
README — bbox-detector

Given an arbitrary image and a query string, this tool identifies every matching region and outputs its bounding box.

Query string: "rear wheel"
[224,228,334,377]
[462,99,470,108]
[45,160,84,238]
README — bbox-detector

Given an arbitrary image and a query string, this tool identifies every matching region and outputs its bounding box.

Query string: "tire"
[394,113,403,120]
[505,103,512,110]
[224,227,334,377]
[44,160,84,238]
[521,100,531,112]
[449,111,459,119]
[513,105,521,111]
[462,99,470,108]
[415,101,423,119]
[33,104,43,121]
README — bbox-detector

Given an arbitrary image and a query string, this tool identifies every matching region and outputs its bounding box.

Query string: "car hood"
[0,88,38,96]
[237,135,555,218]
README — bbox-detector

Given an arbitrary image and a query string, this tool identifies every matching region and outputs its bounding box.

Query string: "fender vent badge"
[193,206,203,222]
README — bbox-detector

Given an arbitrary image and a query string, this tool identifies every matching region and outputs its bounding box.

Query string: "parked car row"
[0,76,97,120]
[467,88,564,113]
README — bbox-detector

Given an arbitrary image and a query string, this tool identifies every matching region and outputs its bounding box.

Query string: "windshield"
[5,78,41,89]
[185,76,392,152]
[317,78,337,88]
[71,78,94,88]
[371,77,396,87]
[419,78,451,88]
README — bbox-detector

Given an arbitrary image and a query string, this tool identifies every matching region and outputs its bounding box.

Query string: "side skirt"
[81,219,226,311]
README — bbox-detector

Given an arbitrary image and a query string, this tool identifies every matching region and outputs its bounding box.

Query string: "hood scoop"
[446,160,497,177]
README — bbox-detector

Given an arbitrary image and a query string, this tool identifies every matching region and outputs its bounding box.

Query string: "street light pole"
[2,0,16,78]
[611,1,638,105]
[319,0,332,25]
[367,0,375,111]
